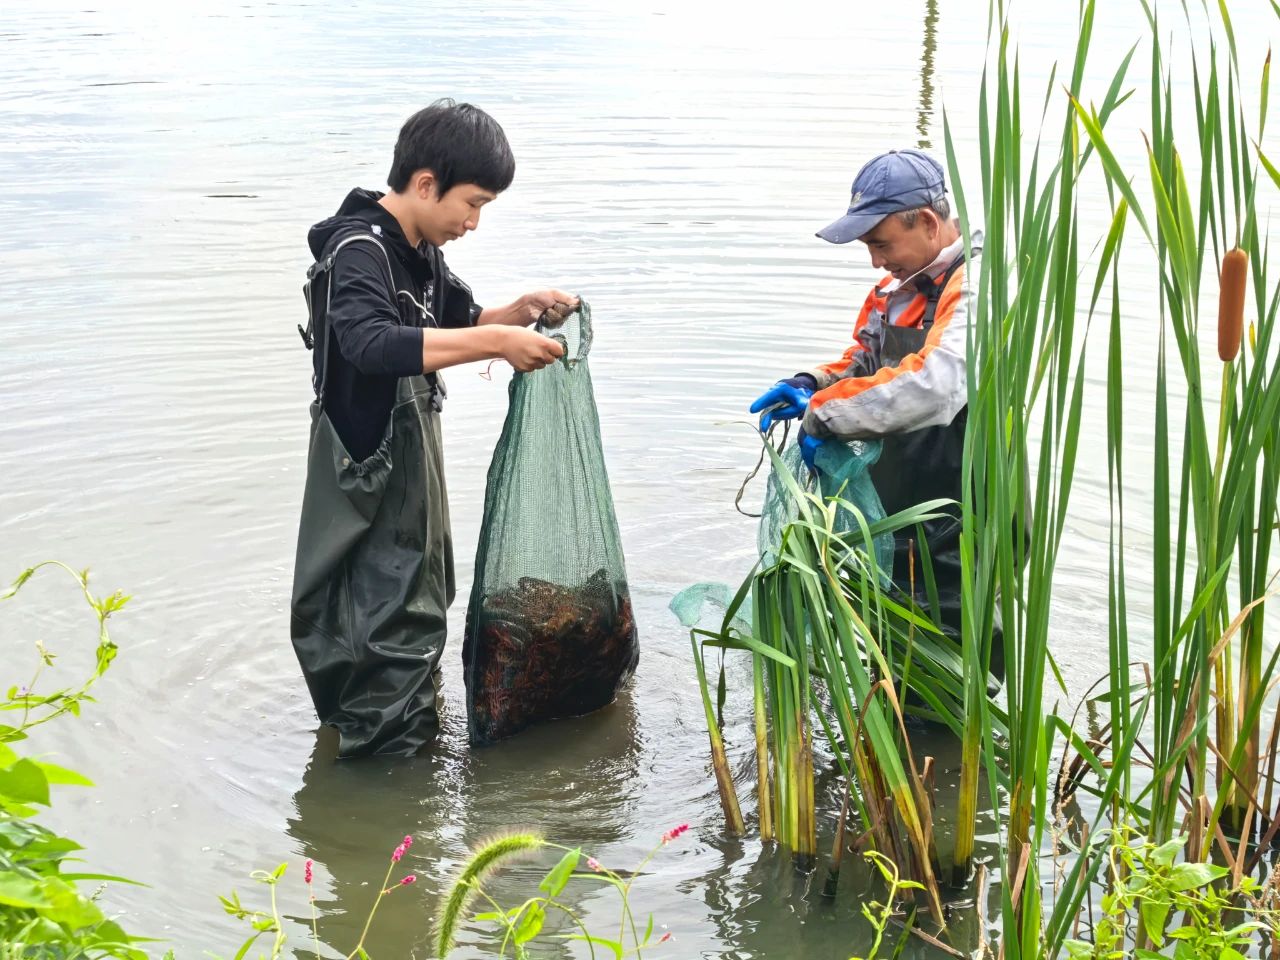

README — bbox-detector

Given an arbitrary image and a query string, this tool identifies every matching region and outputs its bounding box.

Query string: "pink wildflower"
[587,857,602,872]
[661,824,689,845]
[659,932,672,943]
[304,859,313,884]
[400,874,416,886]
[391,835,413,863]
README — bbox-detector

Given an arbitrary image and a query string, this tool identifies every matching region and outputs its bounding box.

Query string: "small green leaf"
[36,878,104,930]
[1150,836,1185,866]
[99,591,131,615]
[514,903,546,944]
[0,758,52,806]
[1225,921,1266,938]
[0,799,39,818]
[88,918,142,949]
[33,762,93,787]
[0,874,53,908]
[1140,899,1170,945]
[58,872,146,886]
[472,911,503,922]
[9,566,37,592]
[567,933,625,959]
[539,848,579,899]
[16,834,83,861]
[0,726,27,744]
[1167,861,1228,891]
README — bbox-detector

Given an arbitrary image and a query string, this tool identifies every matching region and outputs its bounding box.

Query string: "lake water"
[2,1,1277,957]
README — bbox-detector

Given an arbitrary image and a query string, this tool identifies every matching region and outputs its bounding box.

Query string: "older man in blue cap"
[750,148,980,645]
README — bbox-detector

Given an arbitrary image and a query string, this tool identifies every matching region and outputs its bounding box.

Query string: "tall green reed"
[688,3,1277,956]
[1067,0,1280,856]
[958,0,1280,955]
[942,6,1139,949]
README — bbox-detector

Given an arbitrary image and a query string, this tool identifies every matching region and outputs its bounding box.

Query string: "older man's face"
[858,210,942,282]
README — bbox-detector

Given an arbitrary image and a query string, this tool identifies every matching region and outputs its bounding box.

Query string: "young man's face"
[406,171,496,247]
[858,210,942,282]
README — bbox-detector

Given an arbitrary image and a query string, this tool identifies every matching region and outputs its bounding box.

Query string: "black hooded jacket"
[307,188,482,460]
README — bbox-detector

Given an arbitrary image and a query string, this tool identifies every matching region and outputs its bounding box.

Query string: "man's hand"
[479,290,580,328]
[522,290,579,327]
[797,429,825,472]
[500,326,566,372]
[749,376,816,433]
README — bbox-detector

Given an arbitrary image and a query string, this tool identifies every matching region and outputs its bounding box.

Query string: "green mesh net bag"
[758,437,893,569]
[670,435,893,631]
[463,300,638,746]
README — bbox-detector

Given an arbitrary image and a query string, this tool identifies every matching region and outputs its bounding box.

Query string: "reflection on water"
[918,0,940,150]
[288,695,644,958]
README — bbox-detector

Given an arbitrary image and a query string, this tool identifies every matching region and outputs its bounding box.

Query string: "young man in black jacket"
[291,100,577,757]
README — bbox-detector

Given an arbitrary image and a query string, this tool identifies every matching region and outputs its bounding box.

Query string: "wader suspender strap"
[311,233,399,404]
[917,253,967,330]
[422,246,448,412]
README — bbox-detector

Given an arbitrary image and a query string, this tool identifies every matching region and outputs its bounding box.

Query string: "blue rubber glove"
[749,375,817,434]
[798,428,825,472]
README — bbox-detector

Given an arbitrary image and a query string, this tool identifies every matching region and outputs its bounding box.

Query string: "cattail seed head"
[1218,247,1248,362]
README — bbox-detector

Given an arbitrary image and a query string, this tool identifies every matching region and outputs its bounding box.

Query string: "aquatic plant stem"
[346,859,396,960]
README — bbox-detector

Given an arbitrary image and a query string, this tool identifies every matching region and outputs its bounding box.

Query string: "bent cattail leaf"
[1218,246,1248,362]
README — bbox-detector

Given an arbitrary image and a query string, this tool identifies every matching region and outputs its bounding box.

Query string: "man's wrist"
[783,373,818,392]
[484,324,508,354]
[487,299,530,326]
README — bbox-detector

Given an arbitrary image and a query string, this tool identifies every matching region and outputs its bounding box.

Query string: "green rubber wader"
[290,372,453,758]
[293,376,453,757]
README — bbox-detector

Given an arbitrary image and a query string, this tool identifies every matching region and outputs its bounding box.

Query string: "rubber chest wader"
[290,232,453,758]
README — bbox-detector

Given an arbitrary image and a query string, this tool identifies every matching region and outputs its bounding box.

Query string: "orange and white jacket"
[801,232,981,441]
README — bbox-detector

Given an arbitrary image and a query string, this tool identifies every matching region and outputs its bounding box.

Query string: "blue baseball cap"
[816,149,947,244]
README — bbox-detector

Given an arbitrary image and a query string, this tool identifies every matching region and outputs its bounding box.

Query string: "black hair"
[387,98,515,196]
